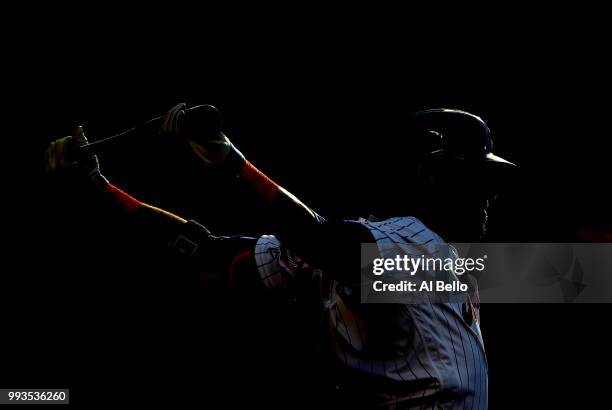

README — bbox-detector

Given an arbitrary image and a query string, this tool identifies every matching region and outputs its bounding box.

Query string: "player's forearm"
[224,144,325,227]
[160,103,324,227]
[88,173,191,258]
[102,182,187,224]
[95,175,263,288]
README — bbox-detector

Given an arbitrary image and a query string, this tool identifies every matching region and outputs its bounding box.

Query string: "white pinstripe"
[254,217,488,409]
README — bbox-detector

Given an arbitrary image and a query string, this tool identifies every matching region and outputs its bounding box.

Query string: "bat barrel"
[76,105,223,157]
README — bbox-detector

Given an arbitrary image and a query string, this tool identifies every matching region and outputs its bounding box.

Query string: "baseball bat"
[77,105,223,156]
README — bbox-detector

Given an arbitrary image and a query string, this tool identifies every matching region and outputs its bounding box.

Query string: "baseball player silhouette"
[45,104,516,409]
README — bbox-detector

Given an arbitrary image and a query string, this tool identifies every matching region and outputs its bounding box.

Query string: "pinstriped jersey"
[254,216,487,409]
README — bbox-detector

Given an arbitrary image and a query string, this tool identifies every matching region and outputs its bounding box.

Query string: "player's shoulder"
[254,234,281,262]
[354,216,448,260]
[356,216,443,240]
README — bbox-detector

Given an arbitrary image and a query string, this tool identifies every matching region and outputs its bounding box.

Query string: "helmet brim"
[426,151,519,197]
[484,152,517,168]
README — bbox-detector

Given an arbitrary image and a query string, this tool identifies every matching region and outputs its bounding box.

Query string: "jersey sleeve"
[254,235,315,292]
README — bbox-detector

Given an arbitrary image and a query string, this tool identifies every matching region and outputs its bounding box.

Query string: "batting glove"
[161,102,232,168]
[45,126,108,187]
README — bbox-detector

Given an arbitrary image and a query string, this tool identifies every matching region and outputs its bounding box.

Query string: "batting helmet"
[410,108,517,168]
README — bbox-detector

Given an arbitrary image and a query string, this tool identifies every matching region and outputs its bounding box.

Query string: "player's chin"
[479,222,488,239]
[474,213,488,239]
[462,223,487,241]
[461,216,488,241]
[471,208,489,239]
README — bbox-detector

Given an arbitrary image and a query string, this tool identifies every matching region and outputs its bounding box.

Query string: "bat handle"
[76,115,164,157]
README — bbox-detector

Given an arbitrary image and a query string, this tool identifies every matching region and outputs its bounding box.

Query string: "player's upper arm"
[255,220,374,291]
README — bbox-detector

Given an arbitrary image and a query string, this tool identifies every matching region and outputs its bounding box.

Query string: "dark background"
[3,6,611,408]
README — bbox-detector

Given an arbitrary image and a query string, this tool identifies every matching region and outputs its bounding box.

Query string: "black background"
[4,6,611,408]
